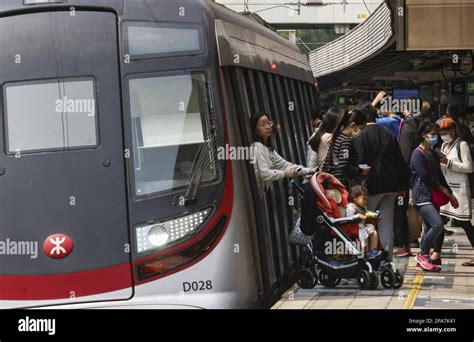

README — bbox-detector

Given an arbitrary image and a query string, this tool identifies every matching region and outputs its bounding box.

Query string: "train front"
[0,0,259,309]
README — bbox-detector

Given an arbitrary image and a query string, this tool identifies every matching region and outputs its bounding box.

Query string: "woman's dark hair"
[446,103,460,119]
[357,102,379,123]
[420,101,433,123]
[309,107,341,152]
[332,109,367,140]
[250,111,274,150]
[326,109,367,164]
[418,121,439,136]
[349,184,369,203]
[310,106,323,121]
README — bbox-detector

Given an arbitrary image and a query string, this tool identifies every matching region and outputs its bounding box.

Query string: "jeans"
[367,192,397,260]
[394,192,409,247]
[417,204,444,255]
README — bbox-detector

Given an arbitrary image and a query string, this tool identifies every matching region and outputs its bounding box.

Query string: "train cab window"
[3,78,98,154]
[124,22,204,59]
[128,72,218,196]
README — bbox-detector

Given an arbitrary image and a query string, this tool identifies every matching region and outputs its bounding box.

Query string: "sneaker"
[393,246,412,257]
[414,254,441,272]
[365,249,382,259]
[430,258,442,266]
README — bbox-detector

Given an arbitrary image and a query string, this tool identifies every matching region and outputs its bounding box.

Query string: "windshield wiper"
[184,134,216,205]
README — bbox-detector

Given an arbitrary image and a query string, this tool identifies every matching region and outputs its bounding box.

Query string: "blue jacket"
[410,147,451,206]
[376,115,402,140]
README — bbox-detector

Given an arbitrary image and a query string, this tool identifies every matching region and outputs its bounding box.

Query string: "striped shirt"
[322,133,362,185]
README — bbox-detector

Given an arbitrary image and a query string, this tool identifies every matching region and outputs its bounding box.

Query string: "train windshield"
[128,72,218,197]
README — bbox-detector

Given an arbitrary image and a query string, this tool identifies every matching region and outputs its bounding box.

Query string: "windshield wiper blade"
[184,141,210,205]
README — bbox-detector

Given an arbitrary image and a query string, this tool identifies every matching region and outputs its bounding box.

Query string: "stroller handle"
[289,179,305,195]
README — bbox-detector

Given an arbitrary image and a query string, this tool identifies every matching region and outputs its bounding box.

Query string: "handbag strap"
[397,118,404,142]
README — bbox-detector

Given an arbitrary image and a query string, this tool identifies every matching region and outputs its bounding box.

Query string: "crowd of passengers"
[251,93,474,272]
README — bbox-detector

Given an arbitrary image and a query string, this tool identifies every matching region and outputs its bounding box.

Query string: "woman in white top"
[306,107,341,169]
[251,112,315,193]
[438,118,474,267]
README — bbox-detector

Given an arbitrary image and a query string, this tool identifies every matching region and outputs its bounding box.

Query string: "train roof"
[210,1,314,83]
[0,0,314,83]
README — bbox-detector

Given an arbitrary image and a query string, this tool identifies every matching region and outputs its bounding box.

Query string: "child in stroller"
[291,171,403,290]
[346,185,382,260]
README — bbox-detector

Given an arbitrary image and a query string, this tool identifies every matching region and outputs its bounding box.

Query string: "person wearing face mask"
[321,109,369,188]
[250,112,316,193]
[307,107,341,170]
[354,103,411,261]
[411,122,459,272]
[438,118,474,267]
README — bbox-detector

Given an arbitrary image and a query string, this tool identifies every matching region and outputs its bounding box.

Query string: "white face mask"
[440,134,453,143]
[352,128,362,138]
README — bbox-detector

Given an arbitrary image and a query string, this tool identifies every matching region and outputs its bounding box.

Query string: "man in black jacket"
[354,103,411,261]
[392,112,422,256]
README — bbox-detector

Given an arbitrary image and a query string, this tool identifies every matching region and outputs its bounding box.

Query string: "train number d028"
[182,281,213,292]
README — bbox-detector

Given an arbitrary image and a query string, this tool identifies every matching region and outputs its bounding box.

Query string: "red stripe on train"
[0,263,131,300]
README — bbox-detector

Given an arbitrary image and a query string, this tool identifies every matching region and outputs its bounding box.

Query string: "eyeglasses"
[259,121,274,128]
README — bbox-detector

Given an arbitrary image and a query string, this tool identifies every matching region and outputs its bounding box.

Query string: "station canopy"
[308,0,474,97]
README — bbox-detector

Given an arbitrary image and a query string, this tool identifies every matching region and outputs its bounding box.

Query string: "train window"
[3,78,98,154]
[128,72,217,196]
[124,22,204,59]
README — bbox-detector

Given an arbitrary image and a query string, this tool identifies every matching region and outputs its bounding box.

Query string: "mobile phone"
[359,164,369,169]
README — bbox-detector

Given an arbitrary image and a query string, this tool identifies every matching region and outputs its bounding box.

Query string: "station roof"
[308,0,474,96]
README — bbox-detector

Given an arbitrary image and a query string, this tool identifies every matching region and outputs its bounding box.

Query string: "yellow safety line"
[404,269,424,309]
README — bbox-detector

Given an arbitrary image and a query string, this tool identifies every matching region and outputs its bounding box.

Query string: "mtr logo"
[43,234,74,259]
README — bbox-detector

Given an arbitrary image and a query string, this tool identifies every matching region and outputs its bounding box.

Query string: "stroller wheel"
[297,268,317,289]
[393,270,404,289]
[369,272,379,290]
[356,270,371,290]
[380,269,395,289]
[318,270,341,288]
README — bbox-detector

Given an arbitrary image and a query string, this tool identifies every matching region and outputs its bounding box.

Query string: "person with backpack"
[438,118,474,267]
[354,103,411,261]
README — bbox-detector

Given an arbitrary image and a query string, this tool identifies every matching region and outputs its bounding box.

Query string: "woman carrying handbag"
[410,122,459,272]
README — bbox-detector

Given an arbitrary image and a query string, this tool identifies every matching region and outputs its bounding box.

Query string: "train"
[0,0,318,309]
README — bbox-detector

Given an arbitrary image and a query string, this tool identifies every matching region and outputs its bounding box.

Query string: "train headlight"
[135,208,211,253]
[148,225,169,247]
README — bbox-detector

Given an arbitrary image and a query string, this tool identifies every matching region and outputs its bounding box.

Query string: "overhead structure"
[307,0,474,95]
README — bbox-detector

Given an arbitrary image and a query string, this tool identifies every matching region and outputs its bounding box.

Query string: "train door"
[0,10,132,307]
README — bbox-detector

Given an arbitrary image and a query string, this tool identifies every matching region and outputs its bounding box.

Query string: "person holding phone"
[321,109,370,188]
[251,112,316,193]
[438,118,474,267]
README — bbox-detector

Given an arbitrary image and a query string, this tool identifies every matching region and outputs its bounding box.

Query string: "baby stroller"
[289,172,403,290]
